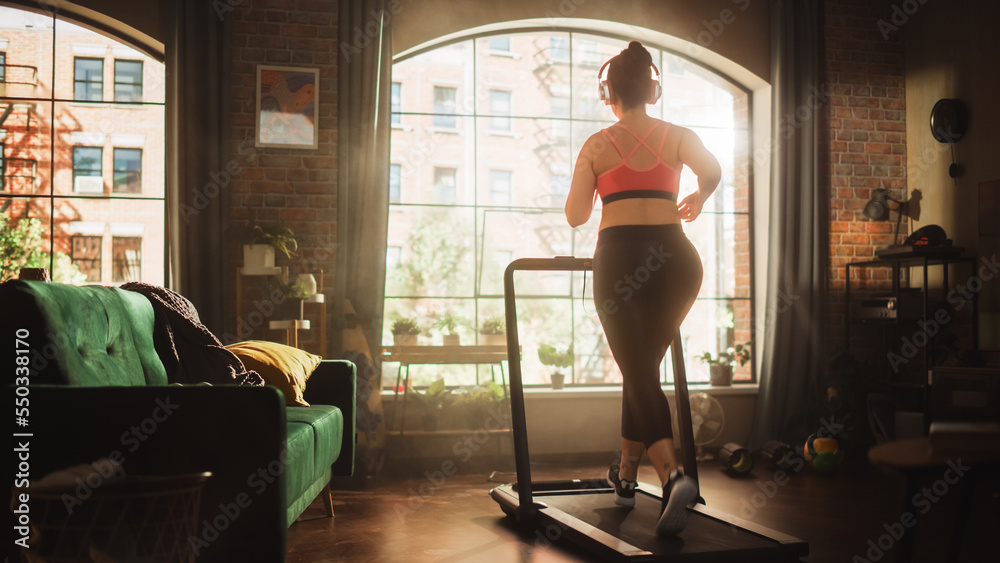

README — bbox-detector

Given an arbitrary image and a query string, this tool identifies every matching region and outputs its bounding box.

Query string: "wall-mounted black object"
[930,98,968,178]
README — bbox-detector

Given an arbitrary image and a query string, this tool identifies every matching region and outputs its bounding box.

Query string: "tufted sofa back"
[1,281,168,386]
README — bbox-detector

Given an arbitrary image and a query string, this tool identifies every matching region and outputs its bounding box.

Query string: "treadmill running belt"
[539,489,793,561]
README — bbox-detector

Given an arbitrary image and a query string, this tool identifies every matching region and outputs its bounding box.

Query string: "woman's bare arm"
[565,135,600,227]
[676,127,721,222]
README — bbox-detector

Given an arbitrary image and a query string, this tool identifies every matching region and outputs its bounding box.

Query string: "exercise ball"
[803,434,844,474]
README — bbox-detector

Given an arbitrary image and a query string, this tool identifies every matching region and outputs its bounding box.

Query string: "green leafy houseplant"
[436,313,464,345]
[454,382,507,429]
[410,378,451,431]
[696,342,751,386]
[391,316,421,335]
[245,224,299,258]
[479,315,505,335]
[0,215,86,284]
[538,343,574,389]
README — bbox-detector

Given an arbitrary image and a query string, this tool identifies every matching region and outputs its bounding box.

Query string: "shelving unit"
[235,267,328,357]
[845,253,979,430]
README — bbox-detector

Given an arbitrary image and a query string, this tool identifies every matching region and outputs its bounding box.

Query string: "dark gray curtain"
[749,0,828,448]
[164,0,232,335]
[334,0,392,354]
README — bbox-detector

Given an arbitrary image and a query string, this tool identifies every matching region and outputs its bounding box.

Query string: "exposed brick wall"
[824,0,907,353]
[226,0,339,351]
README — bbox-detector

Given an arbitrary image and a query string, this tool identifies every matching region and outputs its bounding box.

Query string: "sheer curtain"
[750,0,828,447]
[164,0,232,335]
[334,0,392,354]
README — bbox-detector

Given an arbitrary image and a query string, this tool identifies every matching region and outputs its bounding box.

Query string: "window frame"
[386,29,756,388]
[73,56,104,101]
[112,235,142,282]
[71,234,103,281]
[112,147,142,193]
[72,146,104,193]
[112,58,143,102]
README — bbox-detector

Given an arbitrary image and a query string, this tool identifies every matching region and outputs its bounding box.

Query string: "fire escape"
[1,60,40,196]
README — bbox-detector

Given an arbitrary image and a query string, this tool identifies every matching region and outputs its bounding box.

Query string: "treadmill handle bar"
[502,257,701,522]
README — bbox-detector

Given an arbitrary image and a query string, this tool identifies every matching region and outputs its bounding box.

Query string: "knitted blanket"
[122,282,264,386]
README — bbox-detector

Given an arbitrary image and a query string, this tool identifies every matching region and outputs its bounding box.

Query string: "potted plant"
[696,342,751,386]
[391,316,421,346]
[453,382,507,429]
[267,277,310,320]
[242,224,298,272]
[479,315,505,346]
[538,343,573,389]
[409,378,450,431]
[436,313,463,346]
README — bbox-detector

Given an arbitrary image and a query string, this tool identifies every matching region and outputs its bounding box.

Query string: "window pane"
[74,58,103,101]
[385,205,474,298]
[432,86,457,128]
[71,234,102,281]
[488,90,511,132]
[112,147,141,193]
[488,169,511,204]
[113,59,143,102]
[487,36,510,53]
[389,163,401,203]
[0,98,52,195]
[0,9,54,100]
[389,114,474,205]
[54,102,164,197]
[112,235,142,281]
[390,82,401,125]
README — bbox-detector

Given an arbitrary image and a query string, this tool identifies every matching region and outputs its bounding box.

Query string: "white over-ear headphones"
[598,58,662,105]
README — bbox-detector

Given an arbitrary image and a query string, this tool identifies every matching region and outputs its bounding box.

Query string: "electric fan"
[688,392,725,461]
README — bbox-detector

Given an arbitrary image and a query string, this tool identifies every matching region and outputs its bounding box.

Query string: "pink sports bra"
[595,122,681,205]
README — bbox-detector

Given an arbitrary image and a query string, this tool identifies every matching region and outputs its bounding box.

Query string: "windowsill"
[427,126,460,135]
[382,383,759,400]
[487,130,519,138]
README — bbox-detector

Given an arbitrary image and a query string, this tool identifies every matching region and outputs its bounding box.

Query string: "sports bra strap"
[601,129,626,158]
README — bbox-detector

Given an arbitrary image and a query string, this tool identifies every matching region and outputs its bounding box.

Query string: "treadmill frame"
[490,257,809,561]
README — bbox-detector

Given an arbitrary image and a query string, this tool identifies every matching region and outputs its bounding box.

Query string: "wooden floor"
[288,455,997,563]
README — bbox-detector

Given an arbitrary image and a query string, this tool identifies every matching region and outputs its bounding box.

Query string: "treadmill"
[490,257,809,562]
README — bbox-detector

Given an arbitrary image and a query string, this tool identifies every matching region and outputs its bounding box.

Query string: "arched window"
[385,31,752,387]
[0,5,165,285]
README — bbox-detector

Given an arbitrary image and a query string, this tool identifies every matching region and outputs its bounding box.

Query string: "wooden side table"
[382,345,510,435]
[869,437,1000,562]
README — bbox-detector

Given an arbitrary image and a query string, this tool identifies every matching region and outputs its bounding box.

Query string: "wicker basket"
[15,472,211,563]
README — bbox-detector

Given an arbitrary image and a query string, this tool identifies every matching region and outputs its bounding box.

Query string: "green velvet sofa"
[0,280,355,562]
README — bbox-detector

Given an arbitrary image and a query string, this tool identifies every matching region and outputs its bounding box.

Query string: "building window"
[489,169,511,204]
[489,90,511,132]
[112,148,142,193]
[390,82,401,125]
[113,59,143,102]
[71,235,102,281]
[112,236,141,282]
[387,31,753,387]
[0,52,6,83]
[72,146,103,193]
[549,37,569,62]
[73,57,103,101]
[389,163,401,203]
[432,166,456,203]
[0,141,5,191]
[432,86,457,129]
[488,36,511,53]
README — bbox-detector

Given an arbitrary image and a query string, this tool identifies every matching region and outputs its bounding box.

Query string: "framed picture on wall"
[255,65,320,149]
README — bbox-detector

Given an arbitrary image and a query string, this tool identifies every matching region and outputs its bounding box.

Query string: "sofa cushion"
[284,405,343,503]
[226,340,321,406]
[0,281,167,386]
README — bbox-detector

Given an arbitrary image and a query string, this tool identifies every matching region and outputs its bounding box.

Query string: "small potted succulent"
[479,315,505,346]
[436,313,463,346]
[696,342,751,386]
[391,316,421,346]
[538,343,573,389]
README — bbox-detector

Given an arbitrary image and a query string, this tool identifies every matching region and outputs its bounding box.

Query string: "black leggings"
[593,224,703,447]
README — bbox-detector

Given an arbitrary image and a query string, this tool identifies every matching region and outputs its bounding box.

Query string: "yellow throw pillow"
[226,341,321,406]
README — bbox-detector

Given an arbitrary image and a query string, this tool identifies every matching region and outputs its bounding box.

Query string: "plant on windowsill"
[242,224,299,272]
[695,342,751,387]
[409,378,451,432]
[479,315,505,346]
[435,313,464,346]
[391,316,421,347]
[453,382,507,429]
[538,343,574,389]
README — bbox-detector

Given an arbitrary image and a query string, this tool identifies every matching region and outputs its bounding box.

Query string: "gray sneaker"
[656,469,697,535]
[607,461,636,507]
